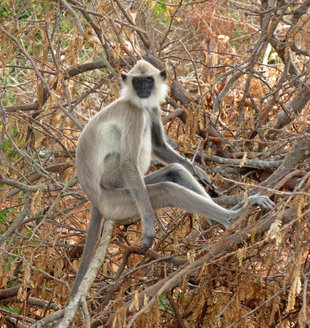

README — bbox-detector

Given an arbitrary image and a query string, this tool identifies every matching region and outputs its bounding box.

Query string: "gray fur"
[71,60,275,296]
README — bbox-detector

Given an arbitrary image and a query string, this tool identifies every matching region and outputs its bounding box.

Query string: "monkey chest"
[138,121,152,175]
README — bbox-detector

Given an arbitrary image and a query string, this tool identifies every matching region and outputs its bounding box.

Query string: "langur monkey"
[71,60,275,295]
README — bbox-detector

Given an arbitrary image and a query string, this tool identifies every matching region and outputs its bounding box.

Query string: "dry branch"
[56,219,114,328]
[100,206,298,327]
[1,1,309,327]
[261,133,310,188]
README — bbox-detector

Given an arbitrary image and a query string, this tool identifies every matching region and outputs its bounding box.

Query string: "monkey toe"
[257,196,276,210]
[265,199,276,210]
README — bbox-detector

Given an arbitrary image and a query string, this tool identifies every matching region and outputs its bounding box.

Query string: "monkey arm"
[120,114,155,250]
[151,112,218,195]
[151,114,195,169]
[120,160,155,250]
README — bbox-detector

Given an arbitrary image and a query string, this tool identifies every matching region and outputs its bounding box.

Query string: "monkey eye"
[146,77,154,85]
[132,77,141,87]
[132,77,154,88]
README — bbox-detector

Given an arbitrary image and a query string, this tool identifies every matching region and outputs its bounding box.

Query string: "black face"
[132,76,154,99]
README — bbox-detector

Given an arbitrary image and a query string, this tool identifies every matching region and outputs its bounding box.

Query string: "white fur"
[120,60,168,109]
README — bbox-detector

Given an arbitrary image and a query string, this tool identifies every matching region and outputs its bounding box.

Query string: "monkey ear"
[121,73,127,81]
[160,70,167,80]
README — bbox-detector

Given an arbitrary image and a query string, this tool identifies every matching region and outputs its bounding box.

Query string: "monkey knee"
[167,163,188,181]
[148,182,175,205]
[101,152,124,188]
[101,172,124,189]
[169,163,186,172]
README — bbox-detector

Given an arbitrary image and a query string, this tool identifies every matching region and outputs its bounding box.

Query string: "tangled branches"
[0,0,309,327]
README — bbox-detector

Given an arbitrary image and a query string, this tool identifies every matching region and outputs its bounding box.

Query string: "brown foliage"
[0,0,309,327]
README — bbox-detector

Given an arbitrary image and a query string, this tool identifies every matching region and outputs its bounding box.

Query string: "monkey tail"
[70,206,103,297]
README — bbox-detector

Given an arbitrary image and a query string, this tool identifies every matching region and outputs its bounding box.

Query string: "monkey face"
[132,76,155,98]
[120,60,168,108]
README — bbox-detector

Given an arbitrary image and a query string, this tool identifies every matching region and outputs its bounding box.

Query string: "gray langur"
[71,60,275,295]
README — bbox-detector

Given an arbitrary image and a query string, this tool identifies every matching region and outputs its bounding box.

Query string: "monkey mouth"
[137,91,152,98]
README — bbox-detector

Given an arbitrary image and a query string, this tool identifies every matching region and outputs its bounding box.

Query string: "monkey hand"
[193,166,219,197]
[141,222,156,251]
[193,165,211,184]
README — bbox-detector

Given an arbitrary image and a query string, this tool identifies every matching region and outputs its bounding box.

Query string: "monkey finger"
[141,223,156,251]
[194,166,212,184]
[141,236,154,251]
[193,166,219,196]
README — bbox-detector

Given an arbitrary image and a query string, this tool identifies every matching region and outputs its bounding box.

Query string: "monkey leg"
[145,163,210,198]
[98,181,233,227]
[146,182,233,226]
[145,163,221,225]
[98,166,275,229]
[101,152,124,189]
[145,164,275,225]
[70,206,103,296]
